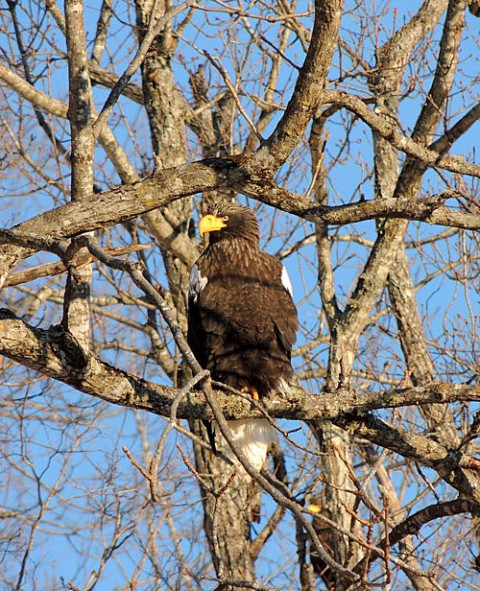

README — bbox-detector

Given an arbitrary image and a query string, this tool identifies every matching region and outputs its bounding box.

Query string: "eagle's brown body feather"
[188,205,297,396]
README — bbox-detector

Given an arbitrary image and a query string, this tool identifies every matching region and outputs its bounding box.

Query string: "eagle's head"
[199,203,260,245]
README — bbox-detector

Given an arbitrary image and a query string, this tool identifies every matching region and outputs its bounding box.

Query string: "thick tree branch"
[2,306,480,507]
[388,498,480,546]
[63,0,96,354]
[251,0,343,170]
[1,159,479,289]
[0,159,234,287]
[394,0,467,201]
[334,412,480,502]
[1,309,479,421]
[411,0,466,145]
[0,61,68,117]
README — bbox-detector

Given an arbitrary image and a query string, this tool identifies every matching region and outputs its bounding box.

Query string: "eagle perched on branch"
[187,203,298,472]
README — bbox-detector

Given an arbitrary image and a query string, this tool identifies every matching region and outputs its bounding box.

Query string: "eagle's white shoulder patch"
[188,263,208,305]
[281,265,294,298]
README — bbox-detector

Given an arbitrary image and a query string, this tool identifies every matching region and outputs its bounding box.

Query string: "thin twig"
[77,235,202,374]
[203,50,264,143]
[92,1,198,138]
[122,445,151,481]
[149,369,209,501]
[4,244,151,287]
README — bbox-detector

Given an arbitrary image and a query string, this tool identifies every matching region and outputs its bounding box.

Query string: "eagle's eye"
[223,215,229,222]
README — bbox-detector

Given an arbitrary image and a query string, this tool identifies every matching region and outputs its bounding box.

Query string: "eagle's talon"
[241,386,260,401]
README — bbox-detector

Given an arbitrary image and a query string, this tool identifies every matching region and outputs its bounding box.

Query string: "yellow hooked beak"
[199,214,228,236]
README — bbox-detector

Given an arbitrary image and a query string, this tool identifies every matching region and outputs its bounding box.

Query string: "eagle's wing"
[187,262,209,368]
[268,258,298,358]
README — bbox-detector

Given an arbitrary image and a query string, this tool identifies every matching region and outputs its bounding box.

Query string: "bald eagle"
[187,203,298,472]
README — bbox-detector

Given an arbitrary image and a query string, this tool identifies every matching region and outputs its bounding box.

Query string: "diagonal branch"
[333,411,480,503]
[3,244,150,287]
[250,0,343,171]
[0,158,233,287]
[92,0,197,138]
[317,90,480,178]
[346,497,480,587]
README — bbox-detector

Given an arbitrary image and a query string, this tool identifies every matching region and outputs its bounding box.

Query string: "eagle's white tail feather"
[213,418,276,473]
